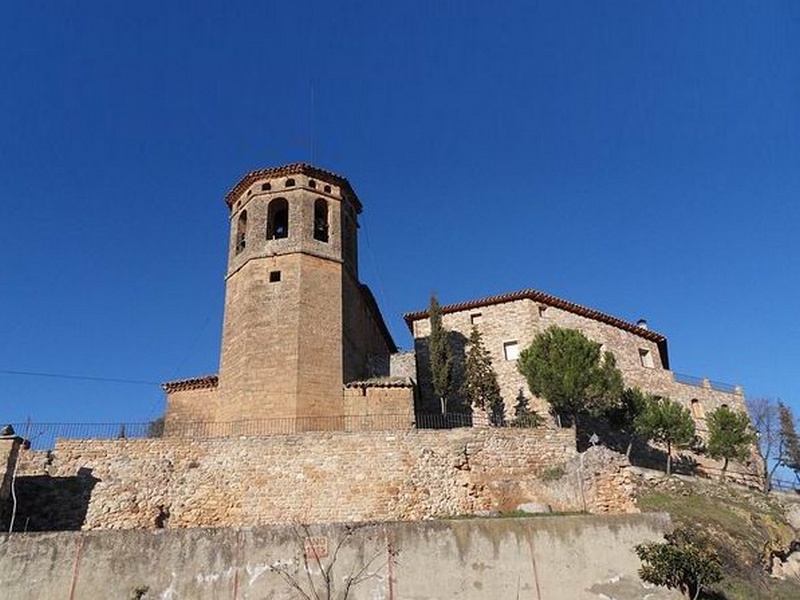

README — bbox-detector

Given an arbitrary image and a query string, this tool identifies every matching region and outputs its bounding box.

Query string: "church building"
[162,162,746,435]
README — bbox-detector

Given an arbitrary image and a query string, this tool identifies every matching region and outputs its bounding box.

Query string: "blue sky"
[1,1,798,426]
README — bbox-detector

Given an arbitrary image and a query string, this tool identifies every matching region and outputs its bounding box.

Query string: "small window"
[269,271,281,282]
[235,211,247,254]
[639,348,654,369]
[324,185,331,193]
[313,198,329,242]
[308,179,317,188]
[690,399,705,419]
[503,341,520,361]
[267,198,289,239]
[261,182,271,191]
[538,305,548,318]
[285,178,295,187]
[470,313,483,325]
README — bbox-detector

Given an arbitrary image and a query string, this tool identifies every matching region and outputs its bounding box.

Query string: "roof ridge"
[402,288,666,344]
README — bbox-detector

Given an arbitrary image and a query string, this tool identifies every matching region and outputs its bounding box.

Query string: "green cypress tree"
[427,294,453,416]
[460,326,505,425]
[512,390,542,428]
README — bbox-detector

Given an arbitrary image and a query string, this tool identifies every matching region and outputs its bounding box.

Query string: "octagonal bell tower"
[217,163,365,426]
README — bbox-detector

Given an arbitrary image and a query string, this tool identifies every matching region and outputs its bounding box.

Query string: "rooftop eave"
[162,375,219,393]
[402,288,667,345]
[224,162,362,213]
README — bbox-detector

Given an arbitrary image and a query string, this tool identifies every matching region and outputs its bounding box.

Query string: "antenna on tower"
[310,78,316,164]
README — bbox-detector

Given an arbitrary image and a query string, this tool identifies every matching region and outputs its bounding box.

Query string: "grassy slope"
[636,474,800,599]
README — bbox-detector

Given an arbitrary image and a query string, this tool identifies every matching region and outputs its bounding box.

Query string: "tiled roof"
[161,375,219,393]
[345,376,415,388]
[224,162,362,212]
[403,288,667,344]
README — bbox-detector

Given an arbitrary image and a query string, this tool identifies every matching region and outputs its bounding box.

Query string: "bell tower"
[217,163,363,426]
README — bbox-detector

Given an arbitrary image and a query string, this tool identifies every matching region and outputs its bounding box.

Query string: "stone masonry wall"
[342,385,414,428]
[342,275,392,383]
[389,350,417,380]
[2,427,648,532]
[164,385,220,432]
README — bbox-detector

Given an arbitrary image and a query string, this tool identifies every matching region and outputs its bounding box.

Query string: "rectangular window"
[470,313,483,325]
[538,305,548,318]
[269,271,281,283]
[503,341,520,361]
[639,348,654,369]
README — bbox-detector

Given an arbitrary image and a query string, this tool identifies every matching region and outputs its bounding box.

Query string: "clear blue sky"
[1,1,798,426]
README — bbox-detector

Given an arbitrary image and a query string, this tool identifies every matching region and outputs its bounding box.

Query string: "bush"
[636,527,723,599]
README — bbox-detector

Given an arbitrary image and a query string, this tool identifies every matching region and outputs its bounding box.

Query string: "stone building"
[163,163,412,433]
[161,161,744,437]
[404,289,746,430]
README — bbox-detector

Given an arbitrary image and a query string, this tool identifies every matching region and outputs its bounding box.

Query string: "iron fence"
[672,372,740,394]
[673,372,704,387]
[10,412,539,450]
[10,421,154,451]
[771,477,800,493]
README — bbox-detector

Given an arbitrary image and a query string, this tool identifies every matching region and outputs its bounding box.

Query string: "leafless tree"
[747,396,782,492]
[268,523,398,600]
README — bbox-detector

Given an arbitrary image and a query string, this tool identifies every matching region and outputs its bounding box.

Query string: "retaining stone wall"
[8,427,637,532]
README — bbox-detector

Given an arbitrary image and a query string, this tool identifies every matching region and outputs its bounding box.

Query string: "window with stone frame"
[690,399,705,420]
[503,341,520,361]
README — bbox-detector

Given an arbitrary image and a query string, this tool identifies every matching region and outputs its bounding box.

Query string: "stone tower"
[208,163,394,427]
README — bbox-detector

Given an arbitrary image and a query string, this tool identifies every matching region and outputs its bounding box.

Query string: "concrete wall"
[0,514,681,600]
[9,429,638,532]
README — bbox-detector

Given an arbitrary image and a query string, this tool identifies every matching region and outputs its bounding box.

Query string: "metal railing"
[770,476,800,493]
[11,421,155,451]
[672,372,740,394]
[10,412,538,450]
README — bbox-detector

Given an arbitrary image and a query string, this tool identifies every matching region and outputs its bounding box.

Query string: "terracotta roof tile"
[403,288,667,344]
[161,375,219,393]
[345,377,415,388]
[224,162,362,212]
